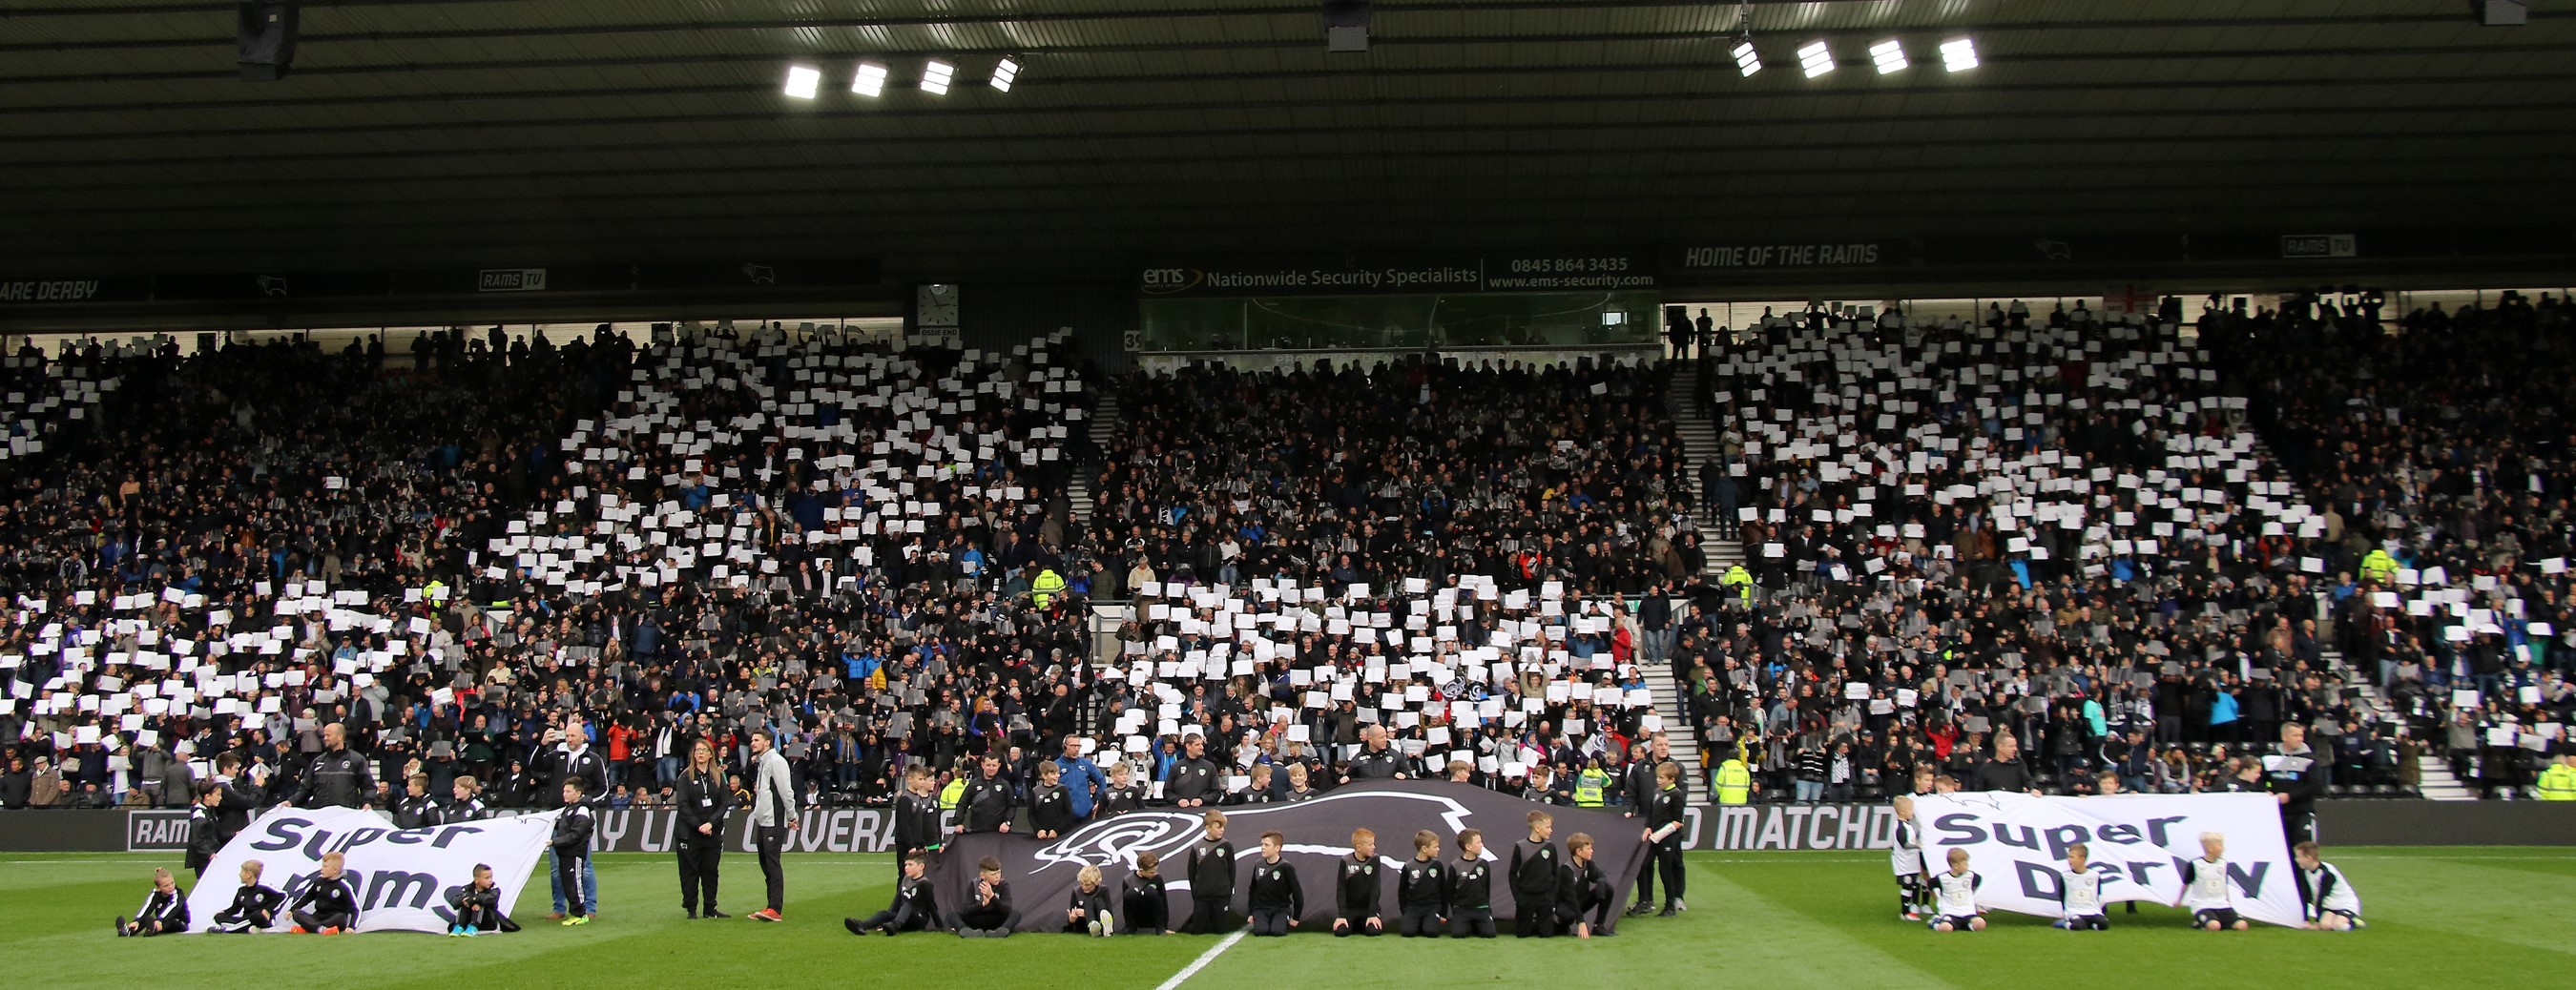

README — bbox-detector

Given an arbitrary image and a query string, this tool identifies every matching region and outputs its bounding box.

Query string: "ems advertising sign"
[1912,793,2300,927]
[184,806,556,935]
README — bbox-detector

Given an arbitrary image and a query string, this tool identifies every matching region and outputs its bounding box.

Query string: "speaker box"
[239,0,300,82]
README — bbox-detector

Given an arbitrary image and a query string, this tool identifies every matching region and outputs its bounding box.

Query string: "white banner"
[1913,793,2299,927]
[187,806,557,935]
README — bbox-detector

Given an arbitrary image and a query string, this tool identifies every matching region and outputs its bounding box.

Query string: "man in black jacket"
[1971,734,2036,794]
[2266,723,2332,844]
[960,754,1016,834]
[1164,734,1219,807]
[542,719,610,919]
[1342,726,1406,783]
[285,724,374,809]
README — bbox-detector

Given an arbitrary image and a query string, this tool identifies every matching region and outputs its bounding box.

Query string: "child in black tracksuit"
[1447,829,1497,938]
[951,856,1020,937]
[846,855,942,936]
[1398,830,1449,937]
[1065,865,1116,936]
[1121,852,1172,935]
[1183,811,1236,934]
[1246,831,1303,937]
[1030,762,1076,840]
[445,863,519,935]
[211,860,285,933]
[552,780,595,926]
[185,784,223,879]
[1556,833,1614,938]
[1509,811,1561,938]
[1334,828,1384,937]
[290,853,362,933]
[115,868,188,937]
[892,768,943,882]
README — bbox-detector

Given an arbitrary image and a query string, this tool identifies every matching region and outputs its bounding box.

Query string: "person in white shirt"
[2171,832,2249,931]
[1927,848,1984,932]
[1888,795,1929,920]
[2051,842,2109,930]
[2292,841,2365,931]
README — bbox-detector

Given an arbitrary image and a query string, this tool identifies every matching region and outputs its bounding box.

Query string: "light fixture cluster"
[782,56,1022,99]
[1735,33,1978,80]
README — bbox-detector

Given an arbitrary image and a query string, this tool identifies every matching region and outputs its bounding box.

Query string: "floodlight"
[1732,40,1760,77]
[783,66,821,99]
[853,62,888,96]
[1870,39,1908,74]
[1941,37,1978,72]
[991,56,1020,92]
[923,59,954,95]
[1797,40,1833,78]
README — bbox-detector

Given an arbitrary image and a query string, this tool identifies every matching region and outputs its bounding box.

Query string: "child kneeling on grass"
[290,852,362,934]
[2173,832,2249,932]
[2293,841,2365,931]
[1927,849,1984,933]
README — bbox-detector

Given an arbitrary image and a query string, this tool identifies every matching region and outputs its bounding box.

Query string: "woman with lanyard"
[675,738,732,918]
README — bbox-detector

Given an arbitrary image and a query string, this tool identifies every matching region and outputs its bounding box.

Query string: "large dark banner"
[932,780,1649,934]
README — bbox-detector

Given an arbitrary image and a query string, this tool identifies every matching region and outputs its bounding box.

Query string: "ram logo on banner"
[1914,793,2299,927]
[186,807,557,935]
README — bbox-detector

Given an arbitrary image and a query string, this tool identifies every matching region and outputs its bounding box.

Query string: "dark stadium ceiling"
[3,0,2574,287]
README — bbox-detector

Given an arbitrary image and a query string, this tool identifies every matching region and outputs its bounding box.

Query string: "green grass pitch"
[10,848,2568,989]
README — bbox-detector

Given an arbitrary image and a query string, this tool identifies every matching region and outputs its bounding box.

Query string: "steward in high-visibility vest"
[1720,564,1754,604]
[424,579,450,608]
[939,774,966,811]
[2540,755,2576,801]
[1573,765,1610,807]
[1031,567,1067,609]
[1714,756,1754,805]
[2358,548,2399,585]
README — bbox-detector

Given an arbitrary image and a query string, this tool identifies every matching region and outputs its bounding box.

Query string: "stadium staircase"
[1069,392,1119,526]
[1664,362,1746,584]
[2243,435,2477,800]
[1646,672,1711,808]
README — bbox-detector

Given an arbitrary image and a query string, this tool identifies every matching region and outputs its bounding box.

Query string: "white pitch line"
[1154,929,1248,990]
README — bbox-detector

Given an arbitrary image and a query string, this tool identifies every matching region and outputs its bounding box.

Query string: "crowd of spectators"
[4,290,2568,827]
[0,324,1105,815]
[2216,290,2576,797]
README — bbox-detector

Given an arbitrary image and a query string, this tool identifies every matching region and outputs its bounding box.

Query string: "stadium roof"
[4,0,2572,286]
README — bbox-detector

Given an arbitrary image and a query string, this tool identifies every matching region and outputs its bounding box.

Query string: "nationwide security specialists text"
[1203,265,1482,293]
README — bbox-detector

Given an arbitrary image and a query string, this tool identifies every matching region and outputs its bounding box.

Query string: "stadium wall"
[20,800,2572,856]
